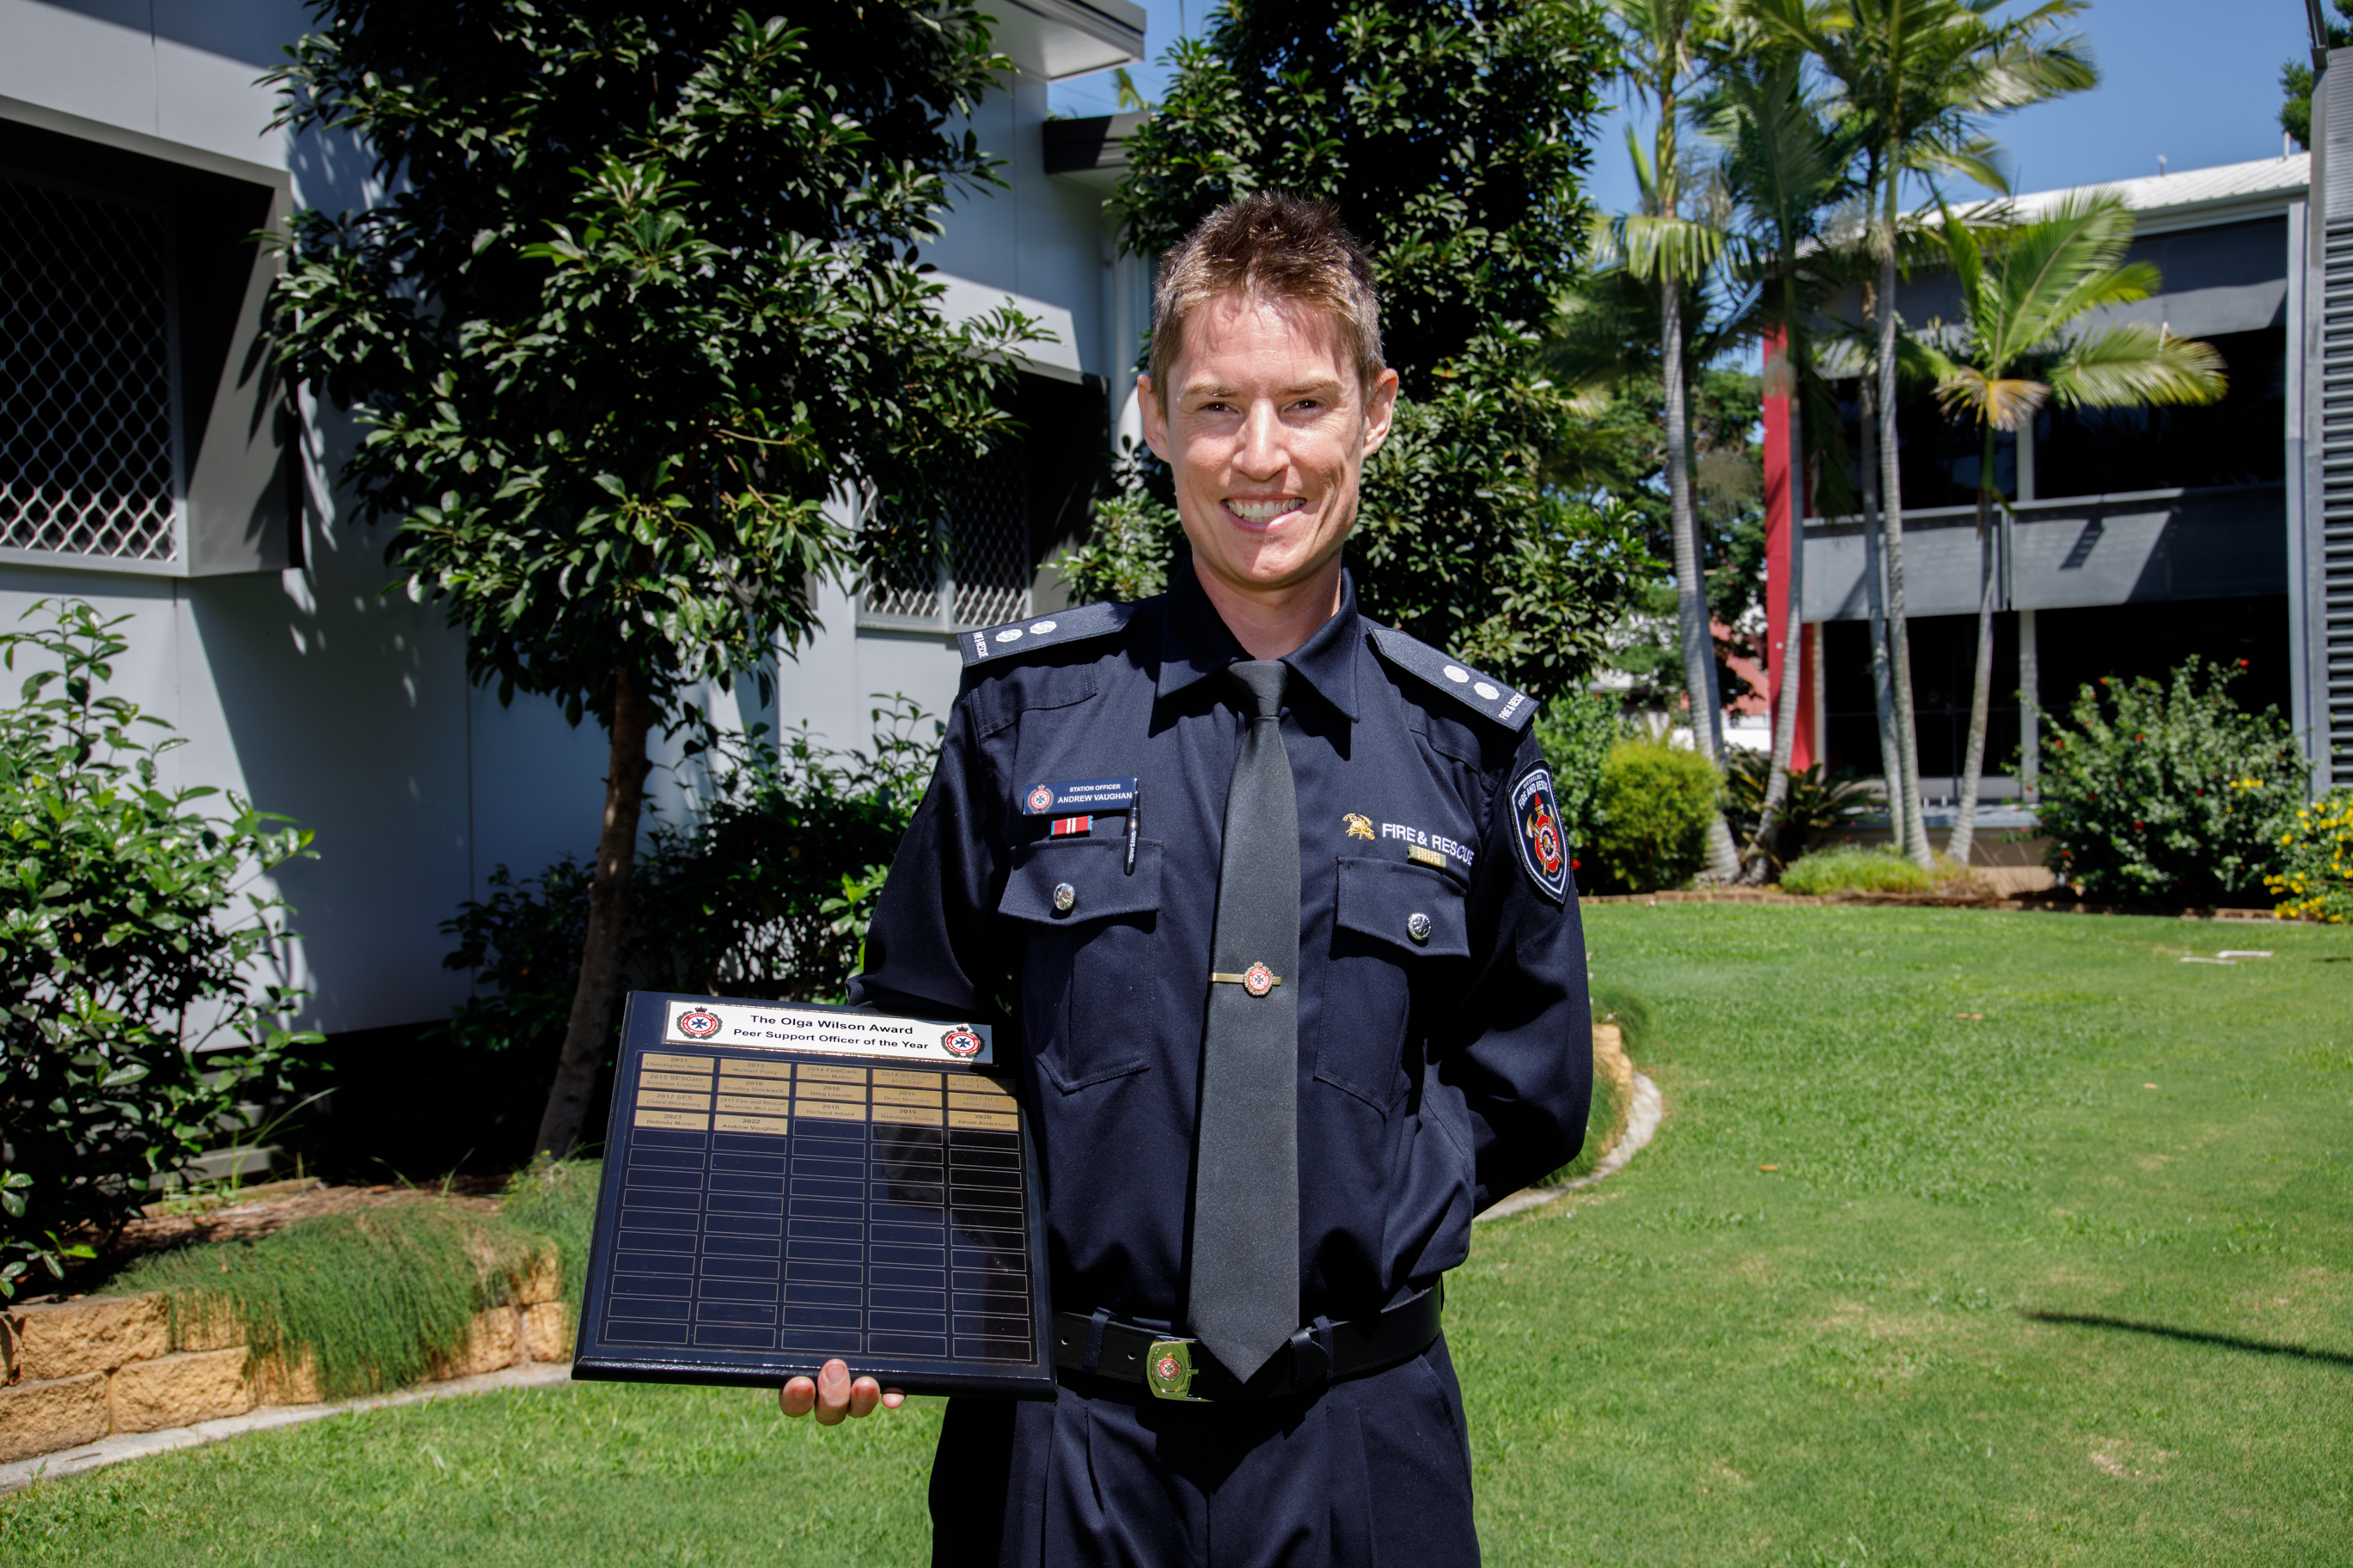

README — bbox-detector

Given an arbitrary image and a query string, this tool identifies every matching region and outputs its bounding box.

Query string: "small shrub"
[1533,690,1622,861]
[442,701,938,1065]
[2267,787,2353,923]
[1592,739,1720,892]
[1048,484,1183,604]
[2036,659,2306,905]
[1,601,318,1299]
[1779,845,1937,896]
[1723,751,1870,868]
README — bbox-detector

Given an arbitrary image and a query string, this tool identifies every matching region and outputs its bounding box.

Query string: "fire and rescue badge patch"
[941,1027,985,1059]
[675,1008,724,1040]
[1509,764,1569,905]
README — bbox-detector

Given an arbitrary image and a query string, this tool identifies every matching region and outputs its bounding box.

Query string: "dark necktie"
[1187,658,1300,1380]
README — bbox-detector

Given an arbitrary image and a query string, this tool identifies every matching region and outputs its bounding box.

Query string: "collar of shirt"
[1152,554,1363,723]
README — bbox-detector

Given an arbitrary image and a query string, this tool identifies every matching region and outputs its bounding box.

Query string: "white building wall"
[1,2,1129,1034]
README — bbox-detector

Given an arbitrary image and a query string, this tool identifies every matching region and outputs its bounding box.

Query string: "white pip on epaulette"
[1366,625,1535,732]
[958,601,1140,667]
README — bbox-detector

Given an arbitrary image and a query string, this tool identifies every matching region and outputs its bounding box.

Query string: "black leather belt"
[1052,1285,1442,1402]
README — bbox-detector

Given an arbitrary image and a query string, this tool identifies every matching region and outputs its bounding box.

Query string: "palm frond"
[1906,132,2010,193]
[2048,324,2228,408]
[1615,212,1732,283]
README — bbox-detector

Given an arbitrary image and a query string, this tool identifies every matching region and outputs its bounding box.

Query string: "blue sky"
[1047,0,2319,212]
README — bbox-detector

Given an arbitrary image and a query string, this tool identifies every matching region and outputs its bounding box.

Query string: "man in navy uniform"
[780,193,1591,1566]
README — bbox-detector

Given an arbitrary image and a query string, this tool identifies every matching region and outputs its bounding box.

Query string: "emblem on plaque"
[675,1008,723,1040]
[1343,812,1374,840]
[942,1028,984,1059]
[1243,962,1276,997]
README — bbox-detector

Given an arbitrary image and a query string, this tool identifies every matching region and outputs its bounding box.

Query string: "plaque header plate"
[662,998,993,1065]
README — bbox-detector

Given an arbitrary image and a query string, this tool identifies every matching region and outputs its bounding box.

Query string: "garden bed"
[0,1163,597,1469]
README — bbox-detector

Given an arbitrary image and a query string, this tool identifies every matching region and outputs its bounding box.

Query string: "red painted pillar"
[1760,330,1818,771]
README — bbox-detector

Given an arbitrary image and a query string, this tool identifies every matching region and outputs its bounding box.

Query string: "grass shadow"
[2025,1310,2353,1368]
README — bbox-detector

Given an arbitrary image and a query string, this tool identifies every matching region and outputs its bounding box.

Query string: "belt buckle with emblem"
[1144,1337,1208,1401]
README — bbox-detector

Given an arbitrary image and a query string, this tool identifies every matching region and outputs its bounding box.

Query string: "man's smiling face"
[1140,291,1398,609]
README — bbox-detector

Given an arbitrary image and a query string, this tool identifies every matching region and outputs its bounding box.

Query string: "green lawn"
[4,906,2348,1565]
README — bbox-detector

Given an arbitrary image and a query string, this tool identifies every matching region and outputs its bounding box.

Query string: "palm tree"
[1916,192,2226,863]
[1610,0,1743,882]
[1700,22,1859,875]
[1758,0,2096,866]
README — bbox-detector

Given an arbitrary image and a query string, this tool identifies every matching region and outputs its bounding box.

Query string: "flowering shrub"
[2036,658,2306,905]
[2267,788,2353,922]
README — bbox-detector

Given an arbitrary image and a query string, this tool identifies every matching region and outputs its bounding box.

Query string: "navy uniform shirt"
[850,562,1591,1331]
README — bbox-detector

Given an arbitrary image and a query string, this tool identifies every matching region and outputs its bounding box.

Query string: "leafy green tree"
[2281,3,2350,151]
[1104,0,1653,699]
[1120,0,1613,395]
[1696,20,1859,872]
[1534,689,1625,859]
[1543,209,1769,719]
[2,601,318,1296]
[1757,0,2096,867]
[1607,0,1742,880]
[1916,193,2224,865]
[266,4,1033,1155]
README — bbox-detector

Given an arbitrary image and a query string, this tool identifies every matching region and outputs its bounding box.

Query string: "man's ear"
[1138,373,1171,464]
[1360,366,1402,458]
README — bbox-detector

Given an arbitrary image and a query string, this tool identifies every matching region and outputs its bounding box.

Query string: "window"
[2033,326,2287,498]
[0,174,180,561]
[859,441,1035,631]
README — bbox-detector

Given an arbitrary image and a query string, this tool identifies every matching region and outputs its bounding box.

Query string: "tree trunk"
[535,664,655,1158]
[1856,370,1905,839]
[1661,275,1741,882]
[1742,339,1805,882]
[1949,454,1999,869]
[1877,246,1931,867]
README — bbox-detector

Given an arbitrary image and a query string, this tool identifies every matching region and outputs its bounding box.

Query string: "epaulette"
[957,600,1140,667]
[1366,624,1536,733]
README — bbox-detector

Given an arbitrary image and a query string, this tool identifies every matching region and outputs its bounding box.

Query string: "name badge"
[1023,777,1138,815]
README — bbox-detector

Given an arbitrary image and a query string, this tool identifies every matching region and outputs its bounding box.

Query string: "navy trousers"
[927,1336,1479,1568]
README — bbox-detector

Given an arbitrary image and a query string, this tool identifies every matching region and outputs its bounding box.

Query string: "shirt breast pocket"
[1316,856,1468,1110]
[998,837,1164,1092]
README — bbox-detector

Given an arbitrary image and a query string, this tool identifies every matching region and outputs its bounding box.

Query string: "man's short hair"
[1147,193,1384,402]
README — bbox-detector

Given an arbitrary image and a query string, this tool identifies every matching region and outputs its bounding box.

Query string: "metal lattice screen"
[863,442,1032,628]
[0,176,180,561]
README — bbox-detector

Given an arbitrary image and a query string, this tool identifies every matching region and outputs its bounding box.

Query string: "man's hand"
[779,1358,904,1425]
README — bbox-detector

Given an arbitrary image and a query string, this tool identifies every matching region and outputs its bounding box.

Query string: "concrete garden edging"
[0,1357,574,1493]
[1477,1021,1664,1222]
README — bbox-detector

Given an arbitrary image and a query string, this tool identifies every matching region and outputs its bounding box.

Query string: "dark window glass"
[2033,326,2284,497]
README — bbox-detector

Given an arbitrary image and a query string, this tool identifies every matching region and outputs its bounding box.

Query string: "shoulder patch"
[1366,625,1535,732]
[958,601,1140,667]
[1509,763,1570,905]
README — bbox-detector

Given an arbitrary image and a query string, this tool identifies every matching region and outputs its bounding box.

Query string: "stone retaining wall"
[0,1250,574,1465]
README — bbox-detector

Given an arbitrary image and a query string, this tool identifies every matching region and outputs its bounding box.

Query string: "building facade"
[0,0,1147,1041]
[1762,151,2336,833]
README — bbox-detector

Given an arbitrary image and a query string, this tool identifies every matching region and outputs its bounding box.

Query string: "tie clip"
[1209,963,1281,997]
